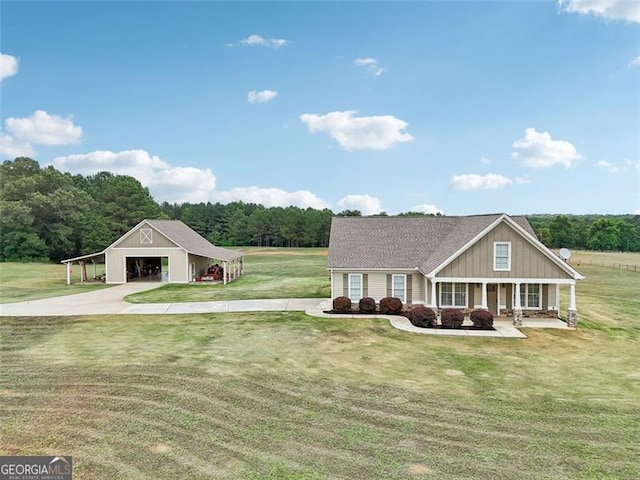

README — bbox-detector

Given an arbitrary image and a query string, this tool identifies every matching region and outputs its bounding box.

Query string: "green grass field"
[1,250,639,479]
[126,248,330,303]
[0,262,110,303]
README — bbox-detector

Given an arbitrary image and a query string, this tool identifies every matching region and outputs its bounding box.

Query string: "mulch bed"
[323,310,496,331]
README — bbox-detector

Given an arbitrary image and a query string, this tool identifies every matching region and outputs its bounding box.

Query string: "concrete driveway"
[0,284,328,316]
[0,283,161,316]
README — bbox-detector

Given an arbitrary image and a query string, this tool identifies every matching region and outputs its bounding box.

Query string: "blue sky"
[1,1,639,215]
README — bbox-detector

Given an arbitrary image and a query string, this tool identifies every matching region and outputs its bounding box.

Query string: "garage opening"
[126,257,168,282]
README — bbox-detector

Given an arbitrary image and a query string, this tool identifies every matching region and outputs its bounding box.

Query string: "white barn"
[62,219,245,285]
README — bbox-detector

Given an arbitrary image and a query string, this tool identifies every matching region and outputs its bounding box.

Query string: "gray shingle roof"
[146,219,244,262]
[327,214,536,274]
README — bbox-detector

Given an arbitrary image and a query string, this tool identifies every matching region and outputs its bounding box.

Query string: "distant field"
[1,249,639,478]
[569,249,640,272]
[0,262,109,303]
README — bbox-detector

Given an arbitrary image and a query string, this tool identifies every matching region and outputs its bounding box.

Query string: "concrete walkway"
[0,285,572,338]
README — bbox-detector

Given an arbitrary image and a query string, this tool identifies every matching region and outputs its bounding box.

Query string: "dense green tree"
[94,175,160,238]
[549,215,576,248]
[587,219,620,251]
[336,209,362,217]
[1,231,48,261]
[617,220,640,251]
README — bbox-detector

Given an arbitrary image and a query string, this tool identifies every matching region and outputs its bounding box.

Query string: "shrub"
[379,297,403,315]
[470,309,494,329]
[440,308,464,328]
[332,296,352,313]
[409,305,436,328]
[358,297,376,313]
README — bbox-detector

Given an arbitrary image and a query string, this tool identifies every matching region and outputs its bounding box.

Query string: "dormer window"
[494,242,511,271]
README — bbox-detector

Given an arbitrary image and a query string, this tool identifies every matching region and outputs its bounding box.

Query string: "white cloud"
[411,204,444,215]
[51,149,216,204]
[480,155,492,165]
[512,128,583,168]
[629,56,640,67]
[337,194,382,215]
[515,175,531,185]
[559,0,640,23]
[0,53,18,81]
[300,110,414,150]
[5,110,82,146]
[595,159,639,174]
[0,132,37,158]
[355,57,384,76]
[451,173,514,191]
[596,160,620,173]
[212,186,329,209]
[230,34,290,48]
[247,90,278,104]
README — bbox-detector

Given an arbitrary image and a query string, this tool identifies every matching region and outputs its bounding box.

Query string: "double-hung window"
[348,274,363,302]
[494,242,511,271]
[392,274,406,302]
[440,282,466,307]
[519,283,541,309]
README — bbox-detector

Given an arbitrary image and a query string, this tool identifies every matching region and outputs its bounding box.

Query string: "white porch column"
[481,282,488,309]
[569,283,576,310]
[513,282,523,327]
[430,279,437,308]
[555,284,560,312]
[66,262,71,285]
[223,262,227,285]
[567,282,578,328]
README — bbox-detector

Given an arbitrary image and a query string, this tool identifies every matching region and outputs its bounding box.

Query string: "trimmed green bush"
[332,296,352,313]
[440,308,464,328]
[358,297,376,313]
[470,309,494,329]
[379,297,403,315]
[409,305,437,328]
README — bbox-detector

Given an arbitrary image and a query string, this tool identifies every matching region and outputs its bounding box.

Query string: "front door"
[487,284,498,315]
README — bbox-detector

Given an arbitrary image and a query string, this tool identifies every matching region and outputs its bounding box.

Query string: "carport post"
[223,262,227,285]
[66,262,71,285]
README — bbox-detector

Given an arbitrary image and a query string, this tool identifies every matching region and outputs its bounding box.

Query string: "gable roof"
[327,213,583,280]
[110,219,244,262]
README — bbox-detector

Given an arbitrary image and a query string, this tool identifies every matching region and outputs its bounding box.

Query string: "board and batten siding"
[437,221,572,279]
[106,247,187,283]
[188,254,211,279]
[331,271,424,303]
[112,224,178,249]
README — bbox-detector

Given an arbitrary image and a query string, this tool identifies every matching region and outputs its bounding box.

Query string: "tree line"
[1,157,639,262]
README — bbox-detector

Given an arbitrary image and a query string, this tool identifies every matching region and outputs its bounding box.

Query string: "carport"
[61,251,106,285]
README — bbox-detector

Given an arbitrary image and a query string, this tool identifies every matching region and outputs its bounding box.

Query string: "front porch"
[425,279,579,327]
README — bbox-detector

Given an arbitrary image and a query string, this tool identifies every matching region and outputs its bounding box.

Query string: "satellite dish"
[559,248,572,261]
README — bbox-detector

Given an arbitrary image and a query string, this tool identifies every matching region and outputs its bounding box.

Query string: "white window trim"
[440,282,468,308]
[348,273,363,301]
[140,229,153,244]
[493,241,511,271]
[392,274,406,302]
[519,283,542,309]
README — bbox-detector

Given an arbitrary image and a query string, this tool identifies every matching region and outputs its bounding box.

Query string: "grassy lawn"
[126,247,330,303]
[0,262,111,304]
[1,252,639,479]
